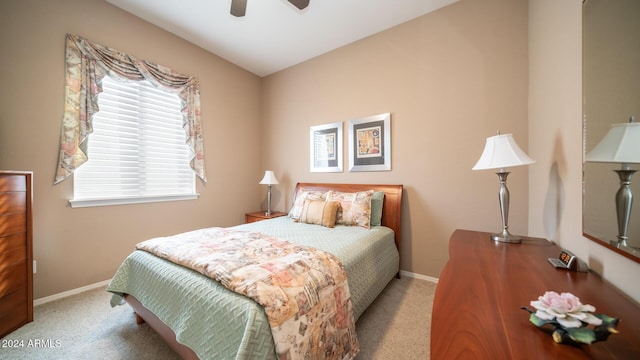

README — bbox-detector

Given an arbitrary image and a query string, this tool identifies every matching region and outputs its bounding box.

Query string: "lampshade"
[259,170,279,185]
[472,133,535,170]
[585,122,640,164]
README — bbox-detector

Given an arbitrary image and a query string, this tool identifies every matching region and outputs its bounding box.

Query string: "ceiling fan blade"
[230,0,247,17]
[288,0,310,10]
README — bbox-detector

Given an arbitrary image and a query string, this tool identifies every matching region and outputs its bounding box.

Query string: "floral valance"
[54,34,206,184]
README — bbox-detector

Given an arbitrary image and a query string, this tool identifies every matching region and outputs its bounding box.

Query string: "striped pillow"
[299,200,339,228]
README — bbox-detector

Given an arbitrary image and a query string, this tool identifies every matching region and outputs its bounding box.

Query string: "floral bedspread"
[136,227,359,360]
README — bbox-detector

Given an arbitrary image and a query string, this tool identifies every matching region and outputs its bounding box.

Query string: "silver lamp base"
[491,171,522,244]
[612,236,629,248]
[491,229,522,243]
[612,168,636,248]
[265,184,273,216]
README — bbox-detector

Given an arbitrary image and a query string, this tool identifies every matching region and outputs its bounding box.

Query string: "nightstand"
[245,211,288,224]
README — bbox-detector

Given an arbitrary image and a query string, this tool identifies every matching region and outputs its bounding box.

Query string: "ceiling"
[106,0,459,77]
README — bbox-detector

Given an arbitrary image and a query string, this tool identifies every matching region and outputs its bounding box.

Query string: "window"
[70,75,197,207]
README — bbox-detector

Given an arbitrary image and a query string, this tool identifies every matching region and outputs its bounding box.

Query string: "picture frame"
[348,113,391,172]
[310,122,343,172]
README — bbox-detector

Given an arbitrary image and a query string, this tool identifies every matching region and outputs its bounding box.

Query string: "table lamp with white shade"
[259,170,279,216]
[473,132,535,243]
[585,117,640,248]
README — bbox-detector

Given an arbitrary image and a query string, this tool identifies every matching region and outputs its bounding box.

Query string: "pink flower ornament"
[530,291,603,328]
[524,291,618,344]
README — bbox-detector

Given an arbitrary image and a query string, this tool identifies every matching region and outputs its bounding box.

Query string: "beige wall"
[0,0,263,298]
[528,0,640,302]
[4,0,637,304]
[261,0,530,277]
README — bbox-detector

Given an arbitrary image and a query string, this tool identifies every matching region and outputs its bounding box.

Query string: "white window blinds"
[71,75,196,207]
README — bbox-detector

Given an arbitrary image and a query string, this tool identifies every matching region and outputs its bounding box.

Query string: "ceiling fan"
[230,0,310,17]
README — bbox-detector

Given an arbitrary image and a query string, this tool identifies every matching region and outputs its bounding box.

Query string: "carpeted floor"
[0,277,436,360]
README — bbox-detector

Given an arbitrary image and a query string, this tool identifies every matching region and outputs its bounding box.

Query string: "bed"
[107,182,403,360]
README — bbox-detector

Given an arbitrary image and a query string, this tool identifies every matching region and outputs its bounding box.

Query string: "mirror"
[583,0,640,262]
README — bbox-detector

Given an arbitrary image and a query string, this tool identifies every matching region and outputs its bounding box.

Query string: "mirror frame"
[583,232,640,264]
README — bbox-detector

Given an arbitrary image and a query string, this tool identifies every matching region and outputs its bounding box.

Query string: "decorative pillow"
[299,200,339,228]
[370,191,385,226]
[288,189,329,220]
[328,190,374,229]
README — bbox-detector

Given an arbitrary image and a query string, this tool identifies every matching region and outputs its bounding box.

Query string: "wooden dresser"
[0,171,33,338]
[432,229,640,359]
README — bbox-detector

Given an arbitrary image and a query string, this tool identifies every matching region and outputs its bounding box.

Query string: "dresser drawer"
[0,175,27,192]
[0,192,26,214]
[245,215,262,223]
[0,257,27,297]
[0,233,27,266]
[0,287,28,336]
[245,211,288,223]
[0,213,26,237]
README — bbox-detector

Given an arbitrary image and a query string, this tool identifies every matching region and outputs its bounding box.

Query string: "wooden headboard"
[293,183,403,252]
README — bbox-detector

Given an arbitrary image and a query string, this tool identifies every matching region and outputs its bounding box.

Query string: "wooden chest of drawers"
[0,171,33,338]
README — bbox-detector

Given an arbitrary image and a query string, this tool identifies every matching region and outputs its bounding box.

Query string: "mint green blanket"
[107,217,399,360]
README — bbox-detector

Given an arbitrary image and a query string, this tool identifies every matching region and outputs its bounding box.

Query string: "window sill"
[69,194,199,208]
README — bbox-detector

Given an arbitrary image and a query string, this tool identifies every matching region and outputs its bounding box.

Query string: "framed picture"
[310,122,343,172]
[348,113,391,172]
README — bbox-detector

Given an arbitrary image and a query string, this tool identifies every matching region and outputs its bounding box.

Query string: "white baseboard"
[400,270,439,284]
[34,279,111,307]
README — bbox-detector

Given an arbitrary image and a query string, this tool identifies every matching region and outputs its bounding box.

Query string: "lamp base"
[613,169,636,250]
[612,235,628,248]
[491,229,522,243]
[491,171,522,244]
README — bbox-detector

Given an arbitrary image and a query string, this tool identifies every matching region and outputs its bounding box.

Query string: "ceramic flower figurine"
[522,291,619,344]
[531,291,603,328]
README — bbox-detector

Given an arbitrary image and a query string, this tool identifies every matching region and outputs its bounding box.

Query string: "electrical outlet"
[33,260,37,273]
